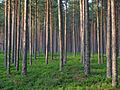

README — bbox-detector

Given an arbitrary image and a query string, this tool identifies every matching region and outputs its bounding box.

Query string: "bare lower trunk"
[80,0,85,64]
[96,0,101,64]
[64,2,67,63]
[4,0,8,68]
[72,0,76,56]
[106,0,112,78]
[50,0,53,60]
[84,0,90,75]
[58,0,64,71]
[111,0,118,87]
[7,0,11,75]
[100,0,104,64]
[16,0,21,71]
[11,0,15,64]
[45,0,49,64]
[29,0,32,65]
[34,0,38,60]
[22,0,29,75]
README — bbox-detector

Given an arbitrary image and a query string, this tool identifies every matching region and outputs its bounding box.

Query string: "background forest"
[0,0,120,90]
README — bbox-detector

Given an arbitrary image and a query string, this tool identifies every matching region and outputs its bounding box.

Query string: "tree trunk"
[29,0,32,65]
[58,0,64,71]
[111,0,118,87]
[93,21,97,53]
[7,0,11,75]
[72,0,76,56]
[34,0,38,60]
[106,0,112,78]
[91,0,94,56]
[11,0,15,64]
[96,0,101,64]
[14,0,18,67]
[64,1,67,63]
[54,17,57,53]
[84,0,90,75]
[22,0,29,75]
[16,0,21,71]
[49,0,53,60]
[80,0,85,64]
[100,0,104,64]
[4,0,8,68]
[45,0,49,64]
[43,17,46,54]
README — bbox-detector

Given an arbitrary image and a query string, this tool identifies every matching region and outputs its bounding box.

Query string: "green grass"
[0,52,120,90]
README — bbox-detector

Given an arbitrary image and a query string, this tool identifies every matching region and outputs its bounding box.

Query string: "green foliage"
[0,53,120,89]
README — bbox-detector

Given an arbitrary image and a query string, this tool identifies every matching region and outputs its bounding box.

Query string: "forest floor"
[0,52,120,90]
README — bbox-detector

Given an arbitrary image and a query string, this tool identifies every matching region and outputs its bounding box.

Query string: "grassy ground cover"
[0,52,120,90]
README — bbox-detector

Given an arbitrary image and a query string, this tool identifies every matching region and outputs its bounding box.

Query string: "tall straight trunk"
[16,0,21,71]
[106,0,112,78]
[49,0,53,60]
[14,0,18,67]
[100,0,104,64]
[94,21,97,53]
[103,0,107,55]
[45,0,49,64]
[22,0,29,75]
[54,17,57,53]
[103,17,107,53]
[103,0,107,54]
[58,0,64,71]
[117,2,120,56]
[80,0,85,64]
[72,0,76,56]
[84,0,90,75]
[20,3,24,58]
[72,0,76,55]
[64,1,67,63]
[7,0,11,75]
[29,0,32,65]
[111,0,118,87]
[38,19,41,56]
[77,15,79,52]
[91,0,94,55]
[34,0,38,60]
[32,18,34,55]
[11,0,15,64]
[4,0,8,68]
[116,0,119,56]
[96,0,101,64]
[43,17,46,54]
